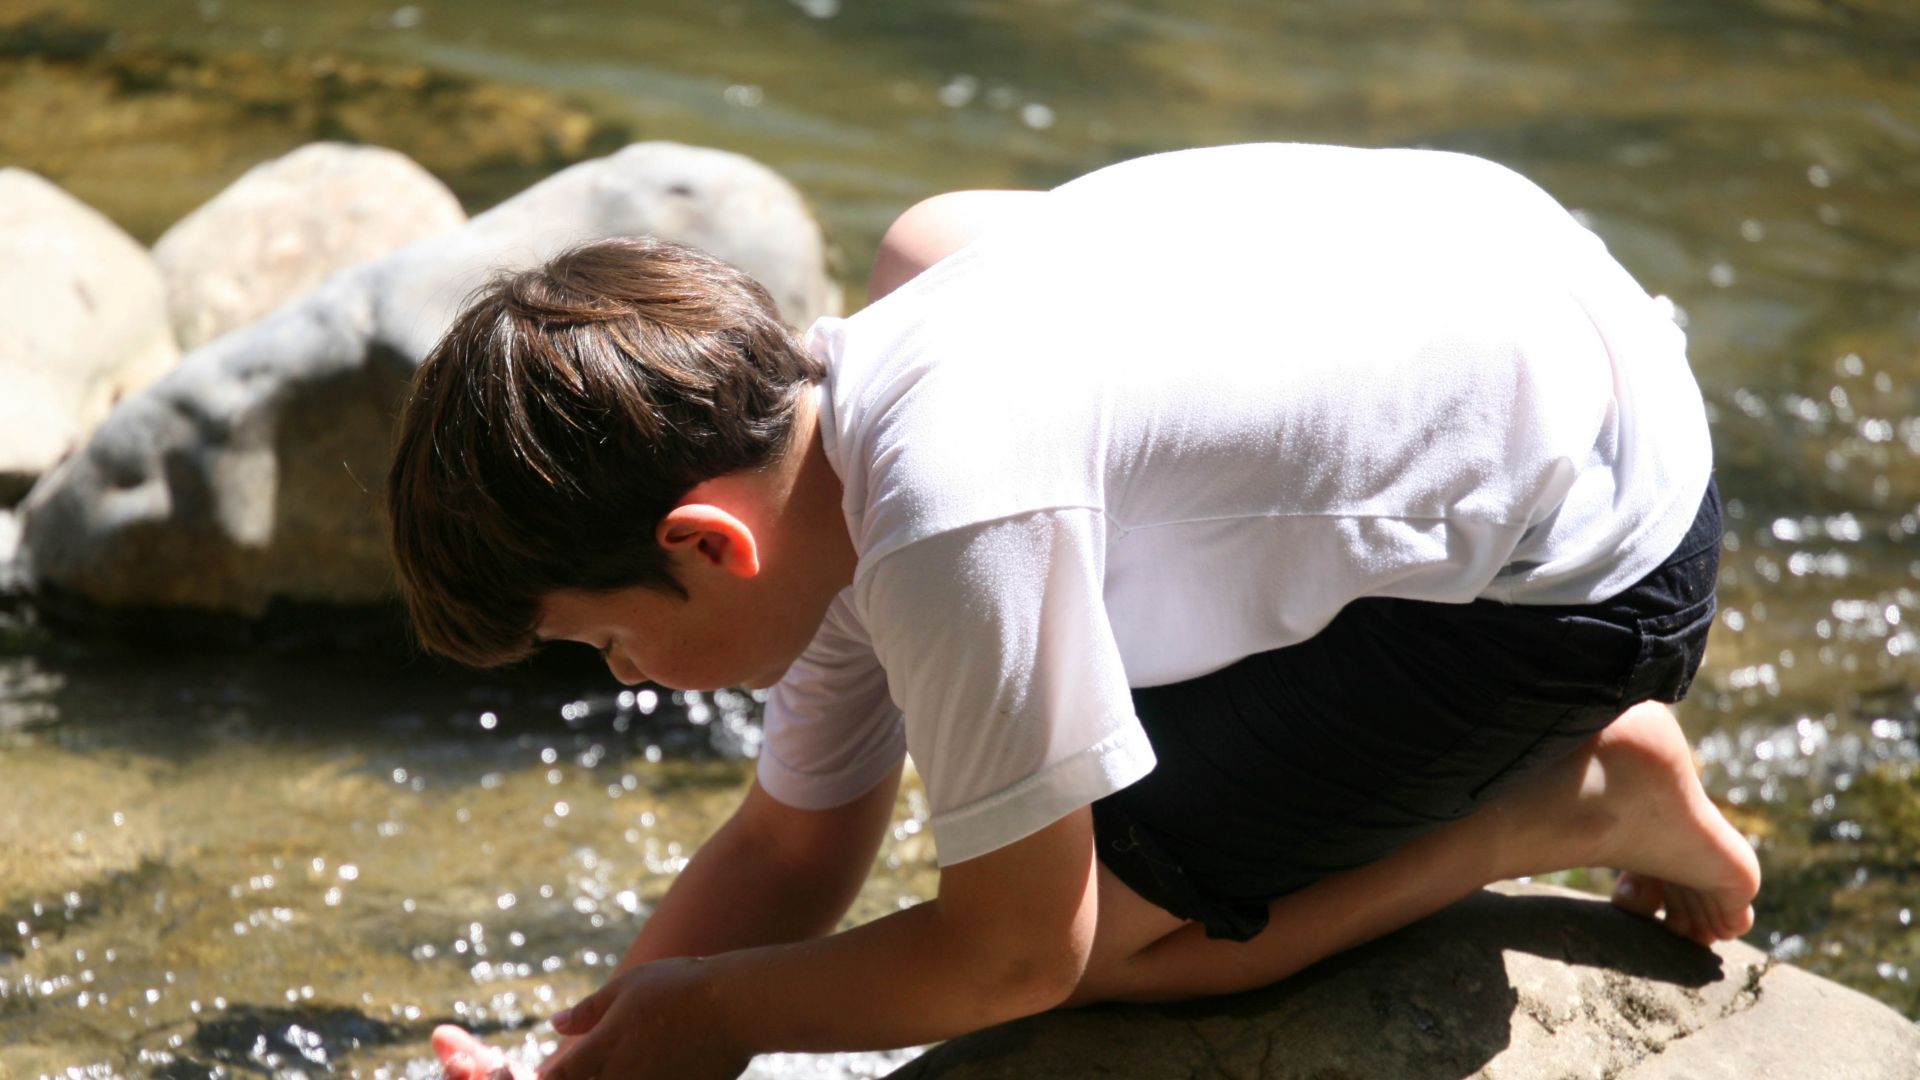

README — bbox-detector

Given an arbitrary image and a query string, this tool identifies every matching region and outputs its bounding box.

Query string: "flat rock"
[154,141,466,350]
[888,882,1920,1080]
[0,168,179,503]
[17,141,838,627]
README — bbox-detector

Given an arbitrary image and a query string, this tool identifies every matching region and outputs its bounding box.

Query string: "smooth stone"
[153,141,466,351]
[18,141,839,624]
[0,168,180,504]
[886,882,1920,1080]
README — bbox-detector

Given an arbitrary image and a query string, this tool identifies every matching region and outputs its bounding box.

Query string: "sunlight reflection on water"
[3,0,1919,1072]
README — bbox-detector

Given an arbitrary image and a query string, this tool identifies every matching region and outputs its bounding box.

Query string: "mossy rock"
[0,9,631,242]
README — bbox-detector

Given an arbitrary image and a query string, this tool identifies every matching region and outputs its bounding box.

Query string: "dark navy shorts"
[1091,479,1722,941]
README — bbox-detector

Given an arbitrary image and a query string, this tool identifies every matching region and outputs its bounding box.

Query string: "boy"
[389,143,1761,1080]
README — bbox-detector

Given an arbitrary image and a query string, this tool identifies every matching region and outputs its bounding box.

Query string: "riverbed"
[2,0,1917,1075]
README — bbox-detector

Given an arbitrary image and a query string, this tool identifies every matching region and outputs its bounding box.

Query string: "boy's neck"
[777,384,858,595]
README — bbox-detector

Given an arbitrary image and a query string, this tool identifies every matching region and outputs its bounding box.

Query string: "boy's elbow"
[970,908,1095,1017]
[1022,939,1093,1012]
[935,807,1101,1018]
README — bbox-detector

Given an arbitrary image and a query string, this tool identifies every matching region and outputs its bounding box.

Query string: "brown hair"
[387,235,826,667]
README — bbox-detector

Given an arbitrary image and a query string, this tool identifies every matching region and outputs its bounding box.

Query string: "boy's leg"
[1068,701,1760,1006]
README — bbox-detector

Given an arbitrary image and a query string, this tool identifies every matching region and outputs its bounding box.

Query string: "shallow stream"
[3,0,1918,1075]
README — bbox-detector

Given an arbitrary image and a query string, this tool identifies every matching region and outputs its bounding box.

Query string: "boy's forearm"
[611,813,858,974]
[608,768,901,976]
[699,811,1099,1055]
[704,894,1078,1055]
[542,807,1095,1074]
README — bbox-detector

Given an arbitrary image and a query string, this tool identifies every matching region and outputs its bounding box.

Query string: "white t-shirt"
[755,143,1712,867]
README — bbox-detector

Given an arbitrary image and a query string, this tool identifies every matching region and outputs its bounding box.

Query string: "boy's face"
[534,391,852,693]
[535,573,809,693]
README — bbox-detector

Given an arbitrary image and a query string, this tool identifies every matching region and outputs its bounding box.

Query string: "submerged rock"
[154,142,466,350]
[185,1004,409,1073]
[888,882,1920,1080]
[0,11,626,244]
[17,141,837,632]
[0,168,180,504]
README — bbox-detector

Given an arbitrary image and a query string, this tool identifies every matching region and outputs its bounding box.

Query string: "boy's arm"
[540,804,1100,1078]
[439,760,902,1068]
[434,767,905,1079]
[609,764,904,967]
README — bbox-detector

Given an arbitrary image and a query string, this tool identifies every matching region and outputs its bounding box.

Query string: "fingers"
[1609,871,1664,920]
[536,1039,595,1080]
[434,1025,506,1080]
[551,984,614,1036]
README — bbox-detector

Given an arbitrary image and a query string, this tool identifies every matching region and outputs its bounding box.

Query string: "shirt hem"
[755,727,909,811]
[930,721,1157,867]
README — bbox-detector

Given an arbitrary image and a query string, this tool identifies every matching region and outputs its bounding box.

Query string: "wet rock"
[187,1004,408,1073]
[0,168,180,504]
[154,142,466,350]
[17,141,838,627]
[887,882,1920,1080]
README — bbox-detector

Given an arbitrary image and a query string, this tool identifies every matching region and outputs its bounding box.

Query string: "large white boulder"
[0,169,180,504]
[18,141,840,621]
[153,142,467,351]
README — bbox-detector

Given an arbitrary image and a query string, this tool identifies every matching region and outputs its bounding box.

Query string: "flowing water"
[3,0,1919,1075]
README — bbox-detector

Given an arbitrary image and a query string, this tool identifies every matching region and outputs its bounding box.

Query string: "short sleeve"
[758,590,907,810]
[856,508,1156,866]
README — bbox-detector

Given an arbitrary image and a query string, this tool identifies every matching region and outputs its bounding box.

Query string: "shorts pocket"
[1625,591,1717,703]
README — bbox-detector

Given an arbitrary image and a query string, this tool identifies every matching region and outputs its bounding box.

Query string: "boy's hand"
[538,957,751,1080]
[430,957,748,1080]
[431,1025,535,1080]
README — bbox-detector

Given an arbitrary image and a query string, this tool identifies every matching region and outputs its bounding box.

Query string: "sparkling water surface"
[2,0,1917,1074]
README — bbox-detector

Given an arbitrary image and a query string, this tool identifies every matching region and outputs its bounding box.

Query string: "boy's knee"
[868,190,1043,302]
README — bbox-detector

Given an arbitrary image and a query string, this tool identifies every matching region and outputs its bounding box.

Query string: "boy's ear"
[657,504,761,578]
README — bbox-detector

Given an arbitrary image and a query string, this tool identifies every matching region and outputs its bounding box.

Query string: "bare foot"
[1491,701,1759,945]
[1583,702,1762,945]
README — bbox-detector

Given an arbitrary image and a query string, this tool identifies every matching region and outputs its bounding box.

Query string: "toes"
[1672,888,1718,947]
[1611,871,1664,919]
[1661,887,1695,940]
[1698,890,1735,945]
[1701,895,1756,943]
[1727,903,1756,940]
[1693,891,1727,943]
[1674,887,1704,937]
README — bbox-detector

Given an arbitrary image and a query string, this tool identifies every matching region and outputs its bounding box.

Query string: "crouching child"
[388,143,1761,1080]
